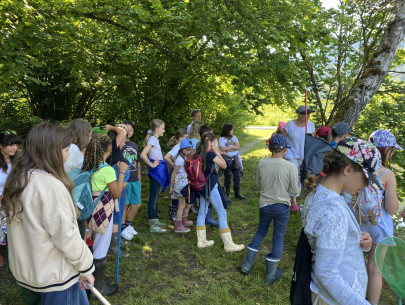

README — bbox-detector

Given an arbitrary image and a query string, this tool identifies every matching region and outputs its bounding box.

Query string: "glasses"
[1,130,17,135]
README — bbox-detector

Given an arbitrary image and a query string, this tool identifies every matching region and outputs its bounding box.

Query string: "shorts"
[126,181,141,205]
[171,185,196,204]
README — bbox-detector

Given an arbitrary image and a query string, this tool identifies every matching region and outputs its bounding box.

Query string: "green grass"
[0,129,399,305]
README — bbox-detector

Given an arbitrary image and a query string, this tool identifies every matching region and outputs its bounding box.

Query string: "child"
[2,123,94,304]
[361,130,402,305]
[187,109,202,133]
[140,119,169,233]
[82,133,128,296]
[219,123,245,199]
[0,130,21,267]
[189,120,204,151]
[303,137,381,305]
[64,118,93,174]
[240,134,299,284]
[169,138,195,233]
[120,121,142,242]
[195,132,244,252]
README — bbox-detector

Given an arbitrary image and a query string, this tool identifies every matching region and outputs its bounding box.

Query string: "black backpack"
[290,227,313,305]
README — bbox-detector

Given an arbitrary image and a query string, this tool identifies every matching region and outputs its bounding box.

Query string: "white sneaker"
[127,225,138,236]
[121,227,134,241]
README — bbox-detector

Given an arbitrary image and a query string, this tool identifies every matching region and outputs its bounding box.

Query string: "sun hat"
[334,137,383,189]
[269,134,290,150]
[277,121,286,131]
[316,126,331,137]
[296,105,315,114]
[180,138,193,149]
[331,122,352,136]
[369,130,403,150]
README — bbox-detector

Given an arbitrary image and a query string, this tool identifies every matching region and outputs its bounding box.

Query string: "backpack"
[185,155,208,192]
[343,184,384,226]
[68,165,108,221]
[290,228,313,305]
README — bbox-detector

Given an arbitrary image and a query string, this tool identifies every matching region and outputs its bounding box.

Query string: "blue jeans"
[197,184,228,229]
[113,188,127,225]
[41,281,89,305]
[148,174,161,219]
[248,203,290,260]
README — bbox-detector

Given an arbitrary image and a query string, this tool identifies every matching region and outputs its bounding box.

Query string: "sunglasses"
[1,130,17,135]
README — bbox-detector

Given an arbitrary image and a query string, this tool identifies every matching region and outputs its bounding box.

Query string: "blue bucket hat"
[180,138,193,149]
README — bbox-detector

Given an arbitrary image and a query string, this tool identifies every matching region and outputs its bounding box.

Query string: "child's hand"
[290,203,299,213]
[360,232,372,251]
[169,186,173,194]
[151,159,160,168]
[117,161,129,173]
[104,124,113,131]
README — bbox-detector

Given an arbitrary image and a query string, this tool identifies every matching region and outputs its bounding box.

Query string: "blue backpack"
[68,165,108,221]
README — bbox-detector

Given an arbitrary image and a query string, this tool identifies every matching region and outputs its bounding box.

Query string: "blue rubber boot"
[240,248,258,274]
[205,207,219,227]
[265,256,282,285]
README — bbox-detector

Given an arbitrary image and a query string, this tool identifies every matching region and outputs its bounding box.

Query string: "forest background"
[1,0,405,195]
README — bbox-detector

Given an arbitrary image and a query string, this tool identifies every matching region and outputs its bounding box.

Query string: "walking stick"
[85,282,112,305]
[304,88,308,134]
[116,198,121,284]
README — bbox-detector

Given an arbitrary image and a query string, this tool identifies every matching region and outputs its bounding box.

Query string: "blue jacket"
[148,159,170,192]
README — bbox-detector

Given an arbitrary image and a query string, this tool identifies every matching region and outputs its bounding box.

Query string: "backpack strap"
[378,168,390,179]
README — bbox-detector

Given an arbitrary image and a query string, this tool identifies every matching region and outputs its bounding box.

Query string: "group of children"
[0,106,404,305]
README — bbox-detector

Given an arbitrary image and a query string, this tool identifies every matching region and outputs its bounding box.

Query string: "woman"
[1,122,94,304]
[0,129,21,267]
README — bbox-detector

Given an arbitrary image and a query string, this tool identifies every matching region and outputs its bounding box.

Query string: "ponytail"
[168,128,187,147]
[144,119,164,146]
[200,133,216,171]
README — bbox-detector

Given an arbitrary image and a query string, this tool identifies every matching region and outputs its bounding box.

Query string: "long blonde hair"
[1,122,73,222]
[189,120,204,140]
[168,128,187,147]
[144,119,164,146]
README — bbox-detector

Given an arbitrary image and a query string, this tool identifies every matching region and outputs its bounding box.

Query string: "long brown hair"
[1,122,73,222]
[0,131,21,173]
[66,118,92,151]
[198,132,216,171]
[168,128,187,147]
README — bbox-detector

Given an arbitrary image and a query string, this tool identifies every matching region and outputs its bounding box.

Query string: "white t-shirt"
[0,163,11,196]
[64,144,84,173]
[187,121,193,134]
[219,136,239,158]
[147,136,163,161]
[174,155,188,189]
[168,144,180,160]
[284,120,315,159]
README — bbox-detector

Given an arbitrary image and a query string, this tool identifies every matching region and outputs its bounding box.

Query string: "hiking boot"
[173,219,190,233]
[225,187,231,198]
[234,187,246,200]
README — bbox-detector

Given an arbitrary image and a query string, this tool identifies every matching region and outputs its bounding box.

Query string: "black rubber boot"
[107,232,130,257]
[93,256,118,296]
[234,187,246,199]
[225,187,231,198]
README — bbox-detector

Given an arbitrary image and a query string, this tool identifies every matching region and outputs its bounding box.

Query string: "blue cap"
[370,130,403,150]
[180,138,193,149]
[269,134,290,149]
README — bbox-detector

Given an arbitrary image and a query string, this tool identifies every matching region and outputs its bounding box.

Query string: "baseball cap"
[269,134,290,150]
[296,105,315,114]
[278,121,286,131]
[369,130,403,150]
[332,122,351,135]
[180,138,193,149]
[316,126,331,137]
[334,137,383,189]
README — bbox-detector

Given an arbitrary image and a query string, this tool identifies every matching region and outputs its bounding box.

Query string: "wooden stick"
[85,282,112,305]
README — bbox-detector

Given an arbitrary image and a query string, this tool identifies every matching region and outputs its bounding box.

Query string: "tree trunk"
[333,1,405,127]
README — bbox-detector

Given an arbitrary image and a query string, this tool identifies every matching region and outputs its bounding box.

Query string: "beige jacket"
[8,171,94,292]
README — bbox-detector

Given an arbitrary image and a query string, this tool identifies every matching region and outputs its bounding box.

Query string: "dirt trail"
[239,138,267,155]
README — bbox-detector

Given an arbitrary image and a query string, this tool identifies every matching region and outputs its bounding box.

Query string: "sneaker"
[121,227,134,240]
[127,225,138,236]
[150,225,167,233]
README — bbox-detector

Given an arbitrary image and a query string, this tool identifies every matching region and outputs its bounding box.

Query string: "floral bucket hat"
[334,137,383,189]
